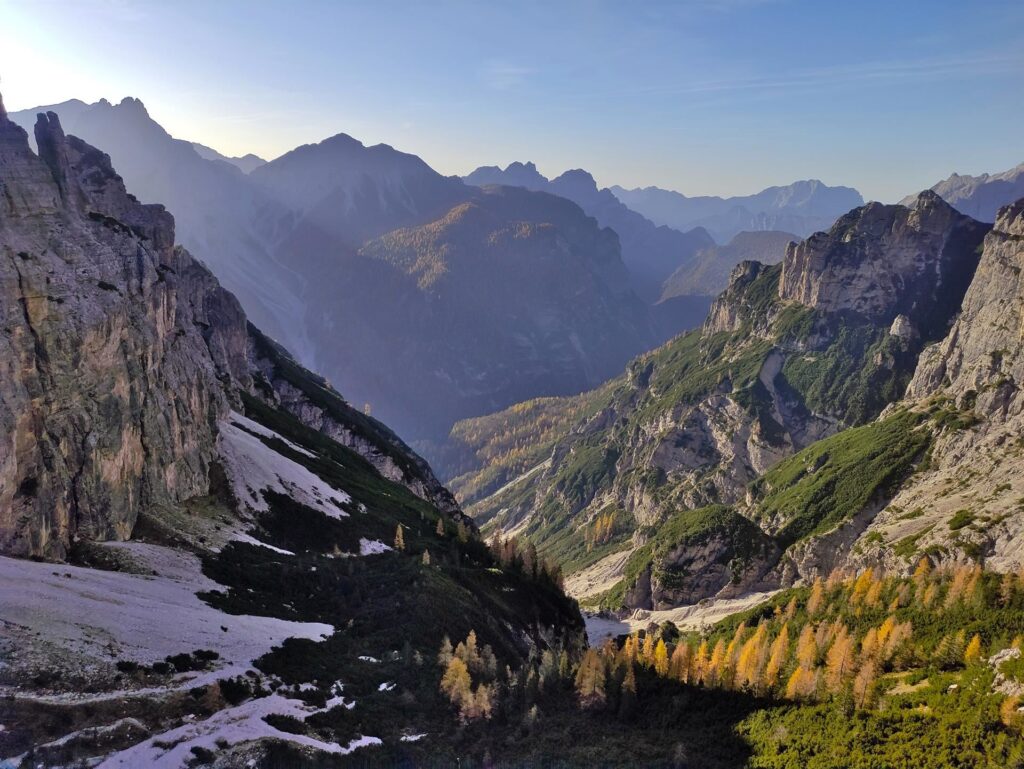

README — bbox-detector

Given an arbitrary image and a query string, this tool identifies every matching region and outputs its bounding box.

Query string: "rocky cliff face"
[0,108,250,558]
[840,198,1024,573]
[780,191,988,338]
[0,105,461,558]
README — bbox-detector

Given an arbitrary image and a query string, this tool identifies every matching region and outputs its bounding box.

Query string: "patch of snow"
[358,656,380,663]
[229,413,317,458]
[378,681,396,692]
[96,695,381,768]
[218,414,350,519]
[0,550,332,668]
[340,735,382,755]
[359,538,391,556]
[400,733,427,742]
[230,533,295,556]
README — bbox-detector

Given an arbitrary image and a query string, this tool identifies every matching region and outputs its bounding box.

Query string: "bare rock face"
[907,199,1024,414]
[843,199,1024,573]
[0,111,250,558]
[779,191,988,337]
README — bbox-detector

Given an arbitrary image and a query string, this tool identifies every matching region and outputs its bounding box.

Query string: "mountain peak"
[117,96,149,113]
[0,90,6,120]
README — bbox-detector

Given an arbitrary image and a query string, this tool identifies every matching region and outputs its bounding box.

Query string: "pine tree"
[574,649,607,708]
[807,578,826,616]
[853,659,878,709]
[707,639,727,687]
[825,624,855,691]
[441,657,472,708]
[736,624,769,691]
[654,639,670,676]
[618,662,637,721]
[964,634,983,665]
[394,524,405,551]
[641,633,655,668]
[438,636,454,667]
[764,624,790,690]
[692,640,709,684]
[796,624,817,669]
[670,641,691,682]
[785,665,818,700]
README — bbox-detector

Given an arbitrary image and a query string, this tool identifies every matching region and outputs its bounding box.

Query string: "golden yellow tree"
[785,665,818,700]
[394,524,405,551]
[807,578,826,616]
[441,657,472,707]
[964,634,983,665]
[707,639,727,687]
[654,639,670,677]
[853,659,878,709]
[641,633,656,668]
[824,624,856,691]
[796,624,818,669]
[670,642,691,682]
[692,640,709,684]
[574,649,607,707]
[763,624,790,690]
[736,624,769,691]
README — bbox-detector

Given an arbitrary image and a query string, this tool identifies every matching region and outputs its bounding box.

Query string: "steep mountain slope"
[465,162,714,303]
[842,197,1024,573]
[0,102,583,766]
[12,100,661,448]
[900,161,1024,223]
[661,230,798,299]
[449,193,988,608]
[611,180,864,244]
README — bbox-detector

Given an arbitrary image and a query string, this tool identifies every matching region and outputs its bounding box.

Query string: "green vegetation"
[750,410,932,546]
[598,505,774,610]
[780,313,918,426]
[948,509,976,531]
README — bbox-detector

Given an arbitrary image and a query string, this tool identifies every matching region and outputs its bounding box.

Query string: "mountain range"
[465,161,716,302]
[610,179,865,244]
[9,100,666,450]
[4,85,1024,767]
[899,161,1024,223]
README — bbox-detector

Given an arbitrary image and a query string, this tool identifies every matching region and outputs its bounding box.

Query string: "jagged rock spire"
[0,90,7,120]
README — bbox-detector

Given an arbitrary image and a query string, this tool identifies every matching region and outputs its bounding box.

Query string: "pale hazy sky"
[1,0,1022,201]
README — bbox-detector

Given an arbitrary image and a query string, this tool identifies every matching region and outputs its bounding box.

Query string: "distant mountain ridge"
[191,141,267,173]
[661,229,798,300]
[10,99,662,448]
[899,161,1024,223]
[465,161,714,302]
[610,179,864,243]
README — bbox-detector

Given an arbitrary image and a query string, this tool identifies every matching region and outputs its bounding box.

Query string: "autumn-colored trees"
[594,564,1023,710]
[439,631,498,721]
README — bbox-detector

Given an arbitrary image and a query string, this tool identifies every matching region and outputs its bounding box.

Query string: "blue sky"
[1,0,1021,201]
